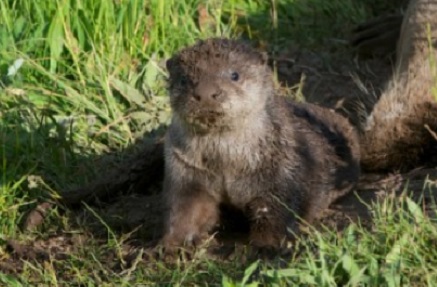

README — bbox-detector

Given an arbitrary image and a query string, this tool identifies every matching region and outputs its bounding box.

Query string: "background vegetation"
[1,0,436,285]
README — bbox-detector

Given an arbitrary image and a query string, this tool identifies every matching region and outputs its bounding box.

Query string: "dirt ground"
[3,44,437,276]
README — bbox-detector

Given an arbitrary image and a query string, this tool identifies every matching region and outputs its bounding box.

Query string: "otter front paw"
[160,229,209,251]
[161,187,219,255]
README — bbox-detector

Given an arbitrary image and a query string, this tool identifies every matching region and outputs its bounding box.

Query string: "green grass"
[1,0,436,286]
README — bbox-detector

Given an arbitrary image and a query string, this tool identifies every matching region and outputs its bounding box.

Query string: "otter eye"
[230,72,239,81]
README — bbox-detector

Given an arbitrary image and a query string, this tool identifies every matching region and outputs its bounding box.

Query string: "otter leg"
[245,196,299,250]
[161,185,219,250]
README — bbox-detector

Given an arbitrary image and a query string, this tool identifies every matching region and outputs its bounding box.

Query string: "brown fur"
[161,38,360,251]
[360,0,437,171]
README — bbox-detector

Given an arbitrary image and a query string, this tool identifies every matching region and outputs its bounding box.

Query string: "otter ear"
[167,55,183,72]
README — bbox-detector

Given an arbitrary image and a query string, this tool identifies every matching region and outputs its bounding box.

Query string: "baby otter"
[161,38,360,251]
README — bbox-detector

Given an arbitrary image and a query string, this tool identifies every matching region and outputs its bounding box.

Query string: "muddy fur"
[360,0,437,171]
[161,38,360,251]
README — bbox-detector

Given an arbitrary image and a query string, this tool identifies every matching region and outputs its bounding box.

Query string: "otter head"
[166,38,273,134]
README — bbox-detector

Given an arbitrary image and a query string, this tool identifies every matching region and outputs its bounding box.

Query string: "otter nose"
[193,82,223,102]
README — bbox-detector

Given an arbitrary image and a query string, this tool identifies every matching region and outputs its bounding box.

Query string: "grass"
[1,0,436,286]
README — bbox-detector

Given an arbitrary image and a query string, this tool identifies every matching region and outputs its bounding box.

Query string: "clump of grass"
[223,191,437,286]
[0,0,203,148]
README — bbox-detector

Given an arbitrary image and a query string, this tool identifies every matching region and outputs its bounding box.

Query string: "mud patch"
[274,47,395,129]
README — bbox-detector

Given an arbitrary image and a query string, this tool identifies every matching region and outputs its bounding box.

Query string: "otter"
[353,0,437,171]
[160,38,360,252]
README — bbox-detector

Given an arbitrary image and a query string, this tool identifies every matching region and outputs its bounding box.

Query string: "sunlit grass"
[1,0,433,285]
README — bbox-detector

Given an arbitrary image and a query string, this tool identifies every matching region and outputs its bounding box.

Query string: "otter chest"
[173,139,266,206]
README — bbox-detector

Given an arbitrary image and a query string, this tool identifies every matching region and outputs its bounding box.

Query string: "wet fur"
[162,38,360,250]
[360,0,437,171]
